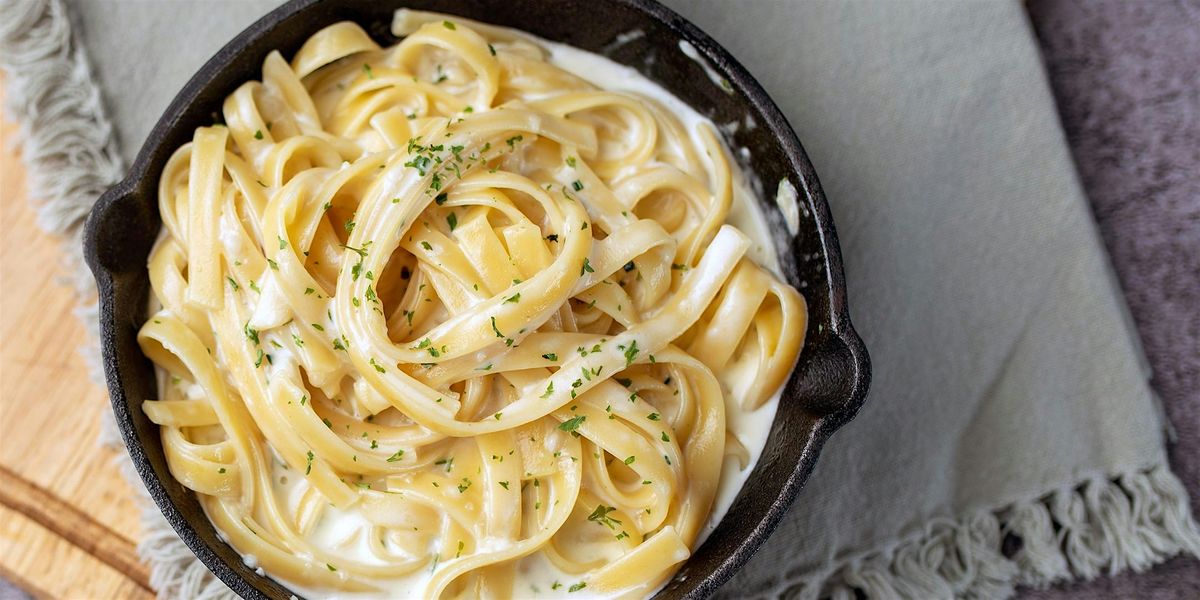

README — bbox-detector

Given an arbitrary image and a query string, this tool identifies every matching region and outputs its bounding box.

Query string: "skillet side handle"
[794,321,871,422]
[84,182,159,277]
[84,185,126,279]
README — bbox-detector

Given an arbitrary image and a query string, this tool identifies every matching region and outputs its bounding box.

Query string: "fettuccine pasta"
[139,10,806,599]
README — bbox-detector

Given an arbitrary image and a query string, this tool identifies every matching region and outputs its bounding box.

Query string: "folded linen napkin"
[3,0,1197,598]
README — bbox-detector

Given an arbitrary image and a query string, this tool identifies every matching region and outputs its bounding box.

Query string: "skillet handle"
[795,320,871,421]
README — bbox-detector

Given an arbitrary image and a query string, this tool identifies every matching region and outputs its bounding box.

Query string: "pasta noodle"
[139,10,806,599]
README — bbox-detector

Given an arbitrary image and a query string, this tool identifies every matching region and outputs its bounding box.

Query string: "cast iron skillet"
[83,0,871,597]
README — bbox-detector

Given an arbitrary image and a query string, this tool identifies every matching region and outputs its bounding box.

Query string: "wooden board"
[0,81,155,599]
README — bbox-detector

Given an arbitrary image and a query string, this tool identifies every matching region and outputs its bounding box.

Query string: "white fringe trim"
[4,2,1198,600]
[0,0,123,295]
[739,465,1200,600]
[1,1,234,598]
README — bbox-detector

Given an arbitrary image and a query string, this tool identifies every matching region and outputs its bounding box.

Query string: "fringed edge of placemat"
[0,0,235,598]
[4,1,1199,600]
[0,0,122,288]
[750,464,1200,600]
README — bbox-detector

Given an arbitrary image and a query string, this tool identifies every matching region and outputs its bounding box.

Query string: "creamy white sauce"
[266,33,788,600]
[776,178,800,237]
[250,272,293,329]
[219,213,244,256]
[677,40,734,95]
[601,29,645,54]
[185,382,206,400]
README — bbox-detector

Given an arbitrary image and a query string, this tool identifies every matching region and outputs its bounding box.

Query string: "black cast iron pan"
[83,0,871,597]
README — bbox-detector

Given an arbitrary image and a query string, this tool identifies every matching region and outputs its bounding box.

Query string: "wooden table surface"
[0,82,154,599]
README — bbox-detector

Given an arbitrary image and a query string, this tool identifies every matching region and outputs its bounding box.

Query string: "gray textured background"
[1023,0,1200,596]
